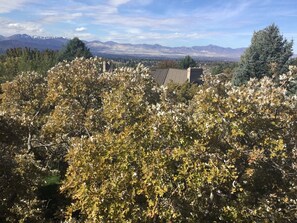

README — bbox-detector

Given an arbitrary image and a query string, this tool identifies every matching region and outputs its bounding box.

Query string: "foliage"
[0,117,44,222]
[1,57,297,222]
[188,73,297,221]
[179,55,197,69]
[0,48,58,83]
[0,73,47,222]
[61,60,297,222]
[289,57,297,66]
[210,61,238,75]
[156,60,179,69]
[282,65,297,95]
[1,72,49,162]
[45,57,106,137]
[233,24,293,85]
[58,37,93,62]
[166,81,200,104]
[0,58,110,221]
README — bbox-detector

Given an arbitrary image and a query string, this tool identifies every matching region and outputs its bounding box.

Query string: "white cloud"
[7,22,43,33]
[92,14,182,30]
[75,27,87,32]
[61,31,95,40]
[0,17,44,36]
[73,32,93,39]
[80,1,252,33]
[108,0,131,7]
[0,0,35,13]
[126,28,141,34]
[104,30,219,44]
[76,5,117,15]
[3,20,43,35]
[30,1,179,33]
[39,11,83,23]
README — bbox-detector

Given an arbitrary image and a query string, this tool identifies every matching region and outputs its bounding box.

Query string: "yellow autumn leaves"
[1,58,296,222]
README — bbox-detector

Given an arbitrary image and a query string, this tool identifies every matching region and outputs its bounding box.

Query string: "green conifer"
[233,24,293,85]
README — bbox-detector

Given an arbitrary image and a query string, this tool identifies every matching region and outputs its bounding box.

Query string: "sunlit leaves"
[0,115,44,222]
[61,63,297,222]
[1,72,47,126]
[1,57,297,222]
[190,72,297,221]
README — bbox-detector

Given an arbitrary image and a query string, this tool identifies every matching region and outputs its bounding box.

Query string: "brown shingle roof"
[151,68,187,85]
[164,69,187,85]
[151,68,169,85]
[151,67,203,85]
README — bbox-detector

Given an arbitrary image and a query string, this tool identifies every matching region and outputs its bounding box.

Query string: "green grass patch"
[43,175,60,186]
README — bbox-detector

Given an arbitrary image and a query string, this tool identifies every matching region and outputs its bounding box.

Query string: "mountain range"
[0,34,246,60]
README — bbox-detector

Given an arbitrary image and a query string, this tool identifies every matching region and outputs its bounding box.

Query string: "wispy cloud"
[108,0,131,7]
[72,32,94,39]
[0,18,44,36]
[104,30,220,44]
[38,11,83,23]
[92,14,182,30]
[174,1,253,29]
[75,27,87,32]
[0,0,296,52]
[108,0,152,7]
[0,0,36,13]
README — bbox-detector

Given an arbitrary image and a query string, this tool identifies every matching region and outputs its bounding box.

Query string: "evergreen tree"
[0,48,58,83]
[233,24,293,85]
[58,37,93,62]
[179,55,197,69]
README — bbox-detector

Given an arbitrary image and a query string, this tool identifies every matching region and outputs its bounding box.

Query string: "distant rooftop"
[151,67,203,85]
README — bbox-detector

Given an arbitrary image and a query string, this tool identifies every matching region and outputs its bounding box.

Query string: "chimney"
[187,67,203,84]
[103,61,106,72]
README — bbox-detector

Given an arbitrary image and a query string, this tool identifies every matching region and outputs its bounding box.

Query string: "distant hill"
[0,34,246,60]
[0,34,68,53]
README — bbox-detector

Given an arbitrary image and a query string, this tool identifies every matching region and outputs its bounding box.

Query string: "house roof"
[151,68,187,85]
[151,68,169,85]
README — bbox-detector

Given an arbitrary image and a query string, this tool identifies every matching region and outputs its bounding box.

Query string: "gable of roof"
[150,67,203,85]
[151,68,169,85]
[151,68,187,85]
[164,69,187,85]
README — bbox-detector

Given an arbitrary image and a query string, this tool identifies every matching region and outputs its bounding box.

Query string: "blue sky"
[1,0,297,51]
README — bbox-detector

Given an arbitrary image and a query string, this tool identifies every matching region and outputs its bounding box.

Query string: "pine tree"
[179,55,197,69]
[58,37,93,62]
[232,24,293,85]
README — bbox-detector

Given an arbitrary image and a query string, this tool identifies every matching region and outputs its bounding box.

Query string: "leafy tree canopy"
[166,81,200,104]
[1,57,297,222]
[60,59,297,222]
